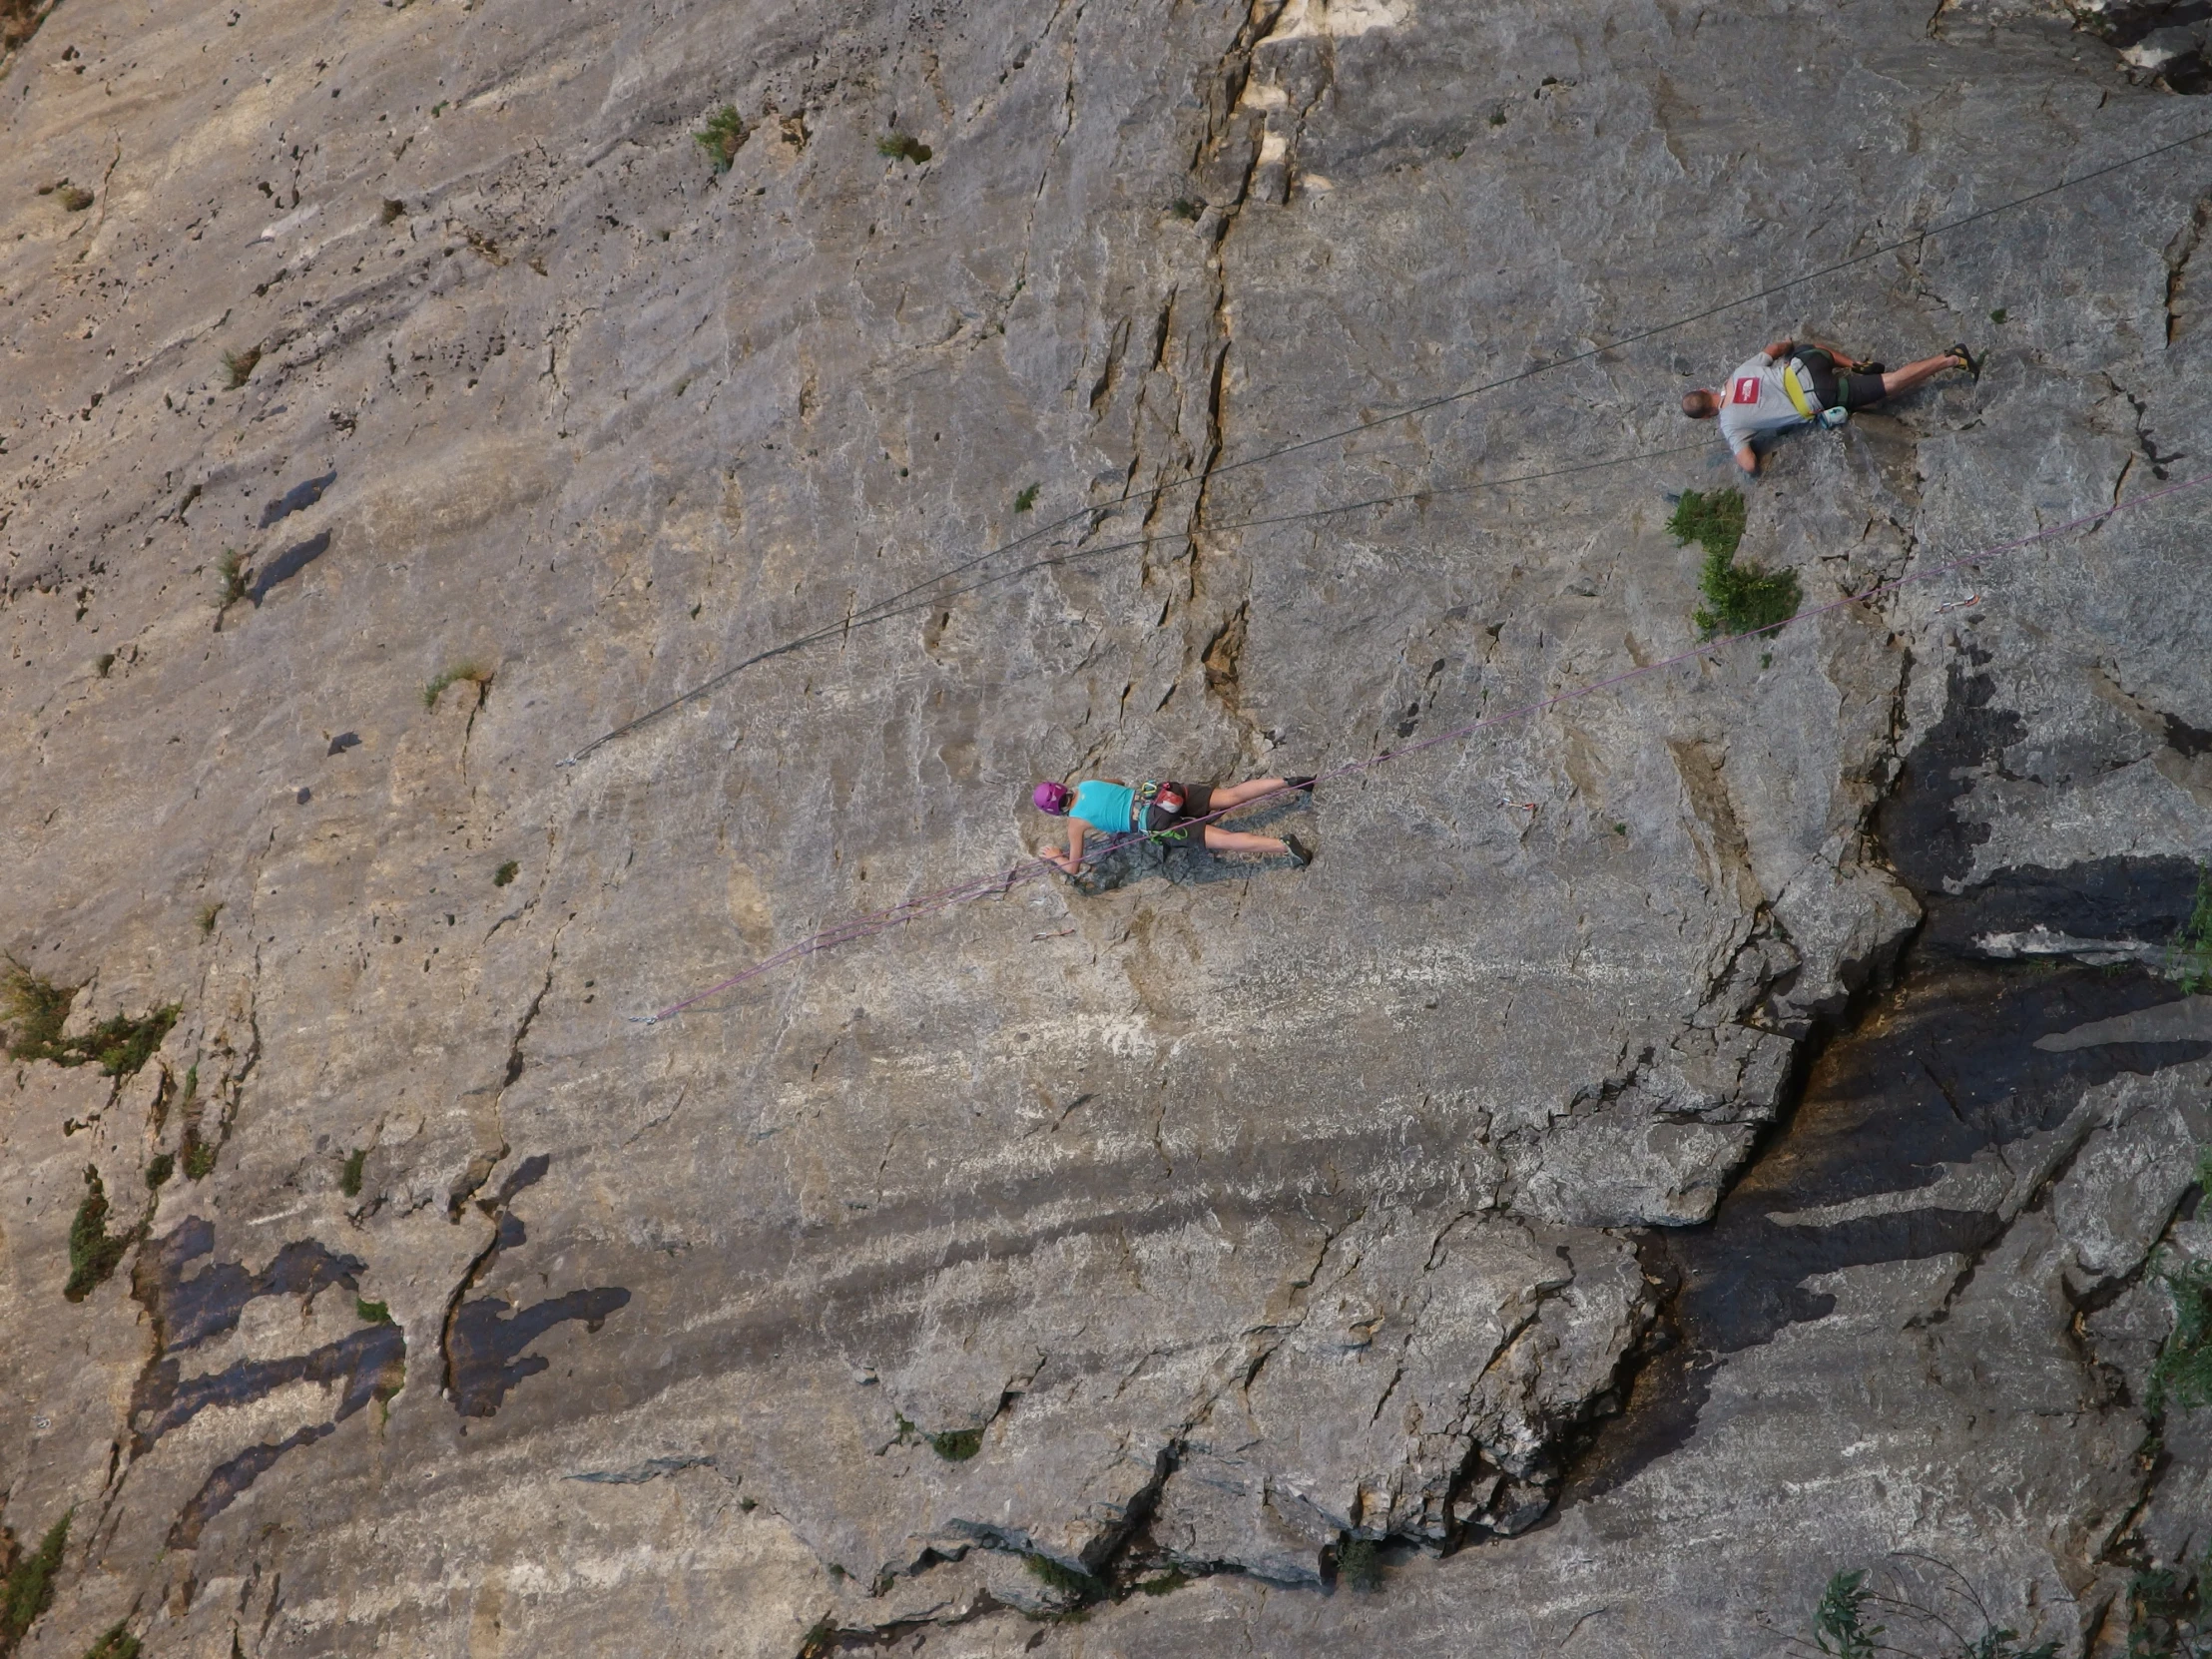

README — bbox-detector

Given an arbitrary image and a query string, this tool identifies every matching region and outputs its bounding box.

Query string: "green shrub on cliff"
[2150,1253,2212,1413]
[2170,866,2212,993]
[0,1512,69,1654]
[64,1166,132,1302]
[1666,487,1801,640]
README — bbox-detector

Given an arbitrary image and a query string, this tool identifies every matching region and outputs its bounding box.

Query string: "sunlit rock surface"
[2,0,2207,1652]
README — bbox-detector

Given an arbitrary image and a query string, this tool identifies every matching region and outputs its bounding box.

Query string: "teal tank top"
[1070,780,1134,833]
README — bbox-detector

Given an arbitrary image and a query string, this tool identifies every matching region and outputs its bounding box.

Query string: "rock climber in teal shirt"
[1031,775,1314,873]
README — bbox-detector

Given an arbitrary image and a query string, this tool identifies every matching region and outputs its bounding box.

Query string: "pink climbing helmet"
[1032,781,1071,815]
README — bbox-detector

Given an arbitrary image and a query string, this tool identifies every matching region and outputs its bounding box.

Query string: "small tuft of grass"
[694,105,748,173]
[423,661,493,710]
[1023,1554,1103,1600]
[182,1133,216,1182]
[1488,107,1508,126]
[1667,487,1798,640]
[493,859,519,887]
[79,1006,180,1077]
[82,1620,141,1659]
[95,653,115,678]
[355,1297,394,1326]
[1013,483,1038,513]
[1,1512,71,1653]
[220,345,263,389]
[380,198,405,224]
[2168,865,2212,993]
[797,1616,837,1659]
[1136,1569,1190,1597]
[340,1146,367,1198]
[1,963,175,1076]
[198,901,224,935]
[58,185,94,212]
[217,548,249,608]
[1168,197,1202,221]
[146,1153,174,1191]
[431,100,447,117]
[1989,307,2008,324]
[927,1427,982,1461]
[2149,1249,2212,1413]
[2,959,76,1061]
[876,132,932,165]
[65,1165,132,1302]
[1337,1537,1382,1593]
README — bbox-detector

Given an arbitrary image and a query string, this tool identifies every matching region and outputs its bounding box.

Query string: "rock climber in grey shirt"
[1681,336,1978,474]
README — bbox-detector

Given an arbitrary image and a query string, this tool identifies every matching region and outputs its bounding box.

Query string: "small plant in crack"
[216,548,250,609]
[146,1152,174,1190]
[1013,483,1038,513]
[694,105,748,173]
[1,959,75,1060]
[95,652,115,678]
[220,345,263,389]
[1023,1554,1104,1601]
[926,1426,982,1461]
[2125,1557,2209,1659]
[65,1165,133,1301]
[82,1620,142,1659]
[380,197,406,224]
[2167,864,2212,993]
[1136,1569,1191,1597]
[340,1146,368,1197]
[423,661,493,710]
[355,1297,394,1325]
[2,962,176,1075]
[182,1134,217,1181]
[493,859,519,887]
[1814,1569,1881,1658]
[2149,1249,2212,1413]
[1,1512,71,1653]
[197,901,224,936]
[876,132,931,164]
[1168,196,1202,221]
[57,184,94,212]
[1809,1559,2060,1658]
[1336,1536,1383,1593]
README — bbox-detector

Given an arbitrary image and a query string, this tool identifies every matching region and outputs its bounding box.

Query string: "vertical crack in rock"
[2166,195,2211,344]
[435,1153,631,1418]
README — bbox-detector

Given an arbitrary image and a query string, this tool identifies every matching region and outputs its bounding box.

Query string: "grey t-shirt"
[1716,351,1808,449]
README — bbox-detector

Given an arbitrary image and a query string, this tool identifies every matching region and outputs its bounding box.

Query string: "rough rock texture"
[2,0,2209,1653]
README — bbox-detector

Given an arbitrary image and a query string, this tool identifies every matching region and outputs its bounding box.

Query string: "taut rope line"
[565,121,2212,770]
[629,473,2210,1025]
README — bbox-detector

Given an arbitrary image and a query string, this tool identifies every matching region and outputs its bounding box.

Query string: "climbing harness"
[1783,358,1851,429]
[559,121,2212,770]
[626,473,2211,1025]
[1135,781,1191,843]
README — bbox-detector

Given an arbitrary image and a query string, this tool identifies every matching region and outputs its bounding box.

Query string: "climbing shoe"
[1282,834,1314,868]
[1948,342,1983,381]
[1286,776,1318,794]
[1859,361,1886,375]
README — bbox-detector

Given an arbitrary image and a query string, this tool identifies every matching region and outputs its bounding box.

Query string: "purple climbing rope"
[632,473,2210,1025]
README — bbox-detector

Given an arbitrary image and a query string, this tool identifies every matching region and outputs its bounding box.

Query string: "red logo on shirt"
[1731,376,1762,405]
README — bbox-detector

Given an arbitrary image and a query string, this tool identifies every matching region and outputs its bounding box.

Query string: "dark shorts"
[1796,349,1886,412]
[1143,783,1216,848]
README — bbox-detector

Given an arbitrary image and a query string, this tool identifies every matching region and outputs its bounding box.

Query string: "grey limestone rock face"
[1,0,2208,1652]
